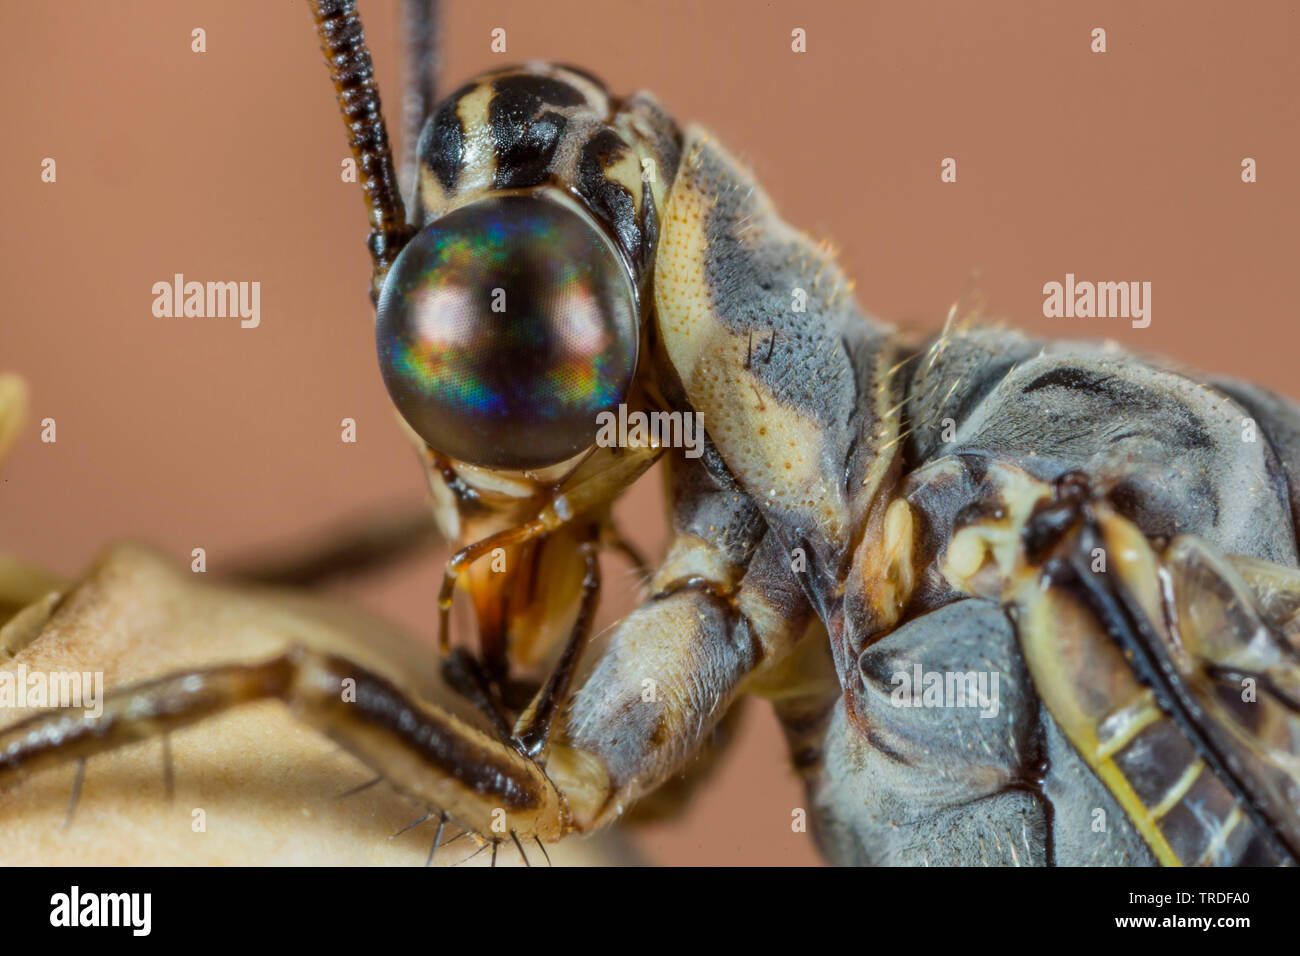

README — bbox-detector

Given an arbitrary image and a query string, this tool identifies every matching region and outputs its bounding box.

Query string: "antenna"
[403,0,441,206]
[308,0,415,295]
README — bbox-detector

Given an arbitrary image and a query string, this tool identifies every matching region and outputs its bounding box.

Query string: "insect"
[2,0,1298,867]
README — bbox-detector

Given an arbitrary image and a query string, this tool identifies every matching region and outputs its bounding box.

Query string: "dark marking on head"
[420,82,475,193]
[494,73,587,110]
[489,75,586,190]
[637,178,658,273]
[578,129,640,264]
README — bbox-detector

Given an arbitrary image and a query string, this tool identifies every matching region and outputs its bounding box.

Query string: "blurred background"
[1,0,1296,865]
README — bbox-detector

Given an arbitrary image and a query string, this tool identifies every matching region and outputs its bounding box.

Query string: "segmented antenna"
[309,0,416,294]
[403,0,440,200]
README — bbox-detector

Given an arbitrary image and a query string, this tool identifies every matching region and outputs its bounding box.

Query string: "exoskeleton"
[3,0,1298,866]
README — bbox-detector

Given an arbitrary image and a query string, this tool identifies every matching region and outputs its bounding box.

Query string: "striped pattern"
[414,64,681,285]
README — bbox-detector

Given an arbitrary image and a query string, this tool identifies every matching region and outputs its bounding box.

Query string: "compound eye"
[376,194,639,470]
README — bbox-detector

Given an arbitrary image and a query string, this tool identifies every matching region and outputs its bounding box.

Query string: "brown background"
[1,1,1296,865]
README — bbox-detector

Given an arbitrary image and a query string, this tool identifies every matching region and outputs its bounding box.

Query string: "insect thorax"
[414,63,682,284]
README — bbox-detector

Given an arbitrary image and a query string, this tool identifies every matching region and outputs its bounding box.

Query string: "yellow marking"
[1020,591,1183,866]
[419,82,497,216]
[601,147,646,217]
[1197,807,1244,866]
[453,83,497,189]
[1149,759,1205,821]
[855,498,917,629]
[1095,694,1164,760]
[654,132,851,535]
[940,464,1052,595]
[942,467,1181,843]
[1098,508,1166,627]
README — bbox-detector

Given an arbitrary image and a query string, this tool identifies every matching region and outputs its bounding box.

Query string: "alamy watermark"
[890,663,1000,718]
[1042,273,1151,329]
[50,886,151,936]
[595,404,704,458]
[152,273,260,328]
[0,663,103,718]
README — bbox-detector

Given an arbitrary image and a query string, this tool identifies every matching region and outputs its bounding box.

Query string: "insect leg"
[439,647,514,738]
[513,539,601,757]
[436,444,661,655]
[438,520,547,653]
[547,527,814,831]
[652,130,907,690]
[541,446,815,830]
[0,645,567,842]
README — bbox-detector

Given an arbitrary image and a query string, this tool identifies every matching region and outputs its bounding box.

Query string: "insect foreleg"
[0,645,567,842]
[547,531,812,830]
[513,538,600,757]
[435,443,661,654]
[544,447,815,830]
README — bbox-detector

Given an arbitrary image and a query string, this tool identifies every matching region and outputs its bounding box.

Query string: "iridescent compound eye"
[375,194,639,469]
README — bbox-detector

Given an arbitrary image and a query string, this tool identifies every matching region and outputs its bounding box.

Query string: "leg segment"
[0,645,566,843]
[547,530,814,831]
[2,445,807,848]
[435,443,660,658]
[513,540,600,757]
[545,444,815,830]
